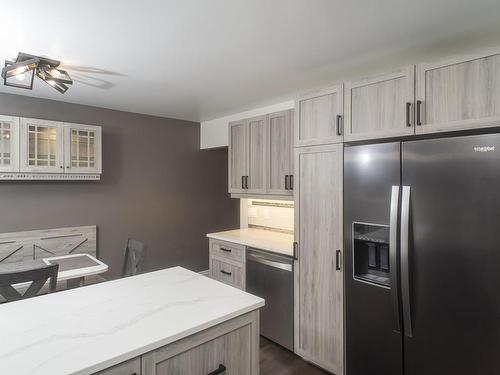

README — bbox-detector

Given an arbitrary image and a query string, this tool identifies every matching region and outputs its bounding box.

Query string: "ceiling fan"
[1,52,73,94]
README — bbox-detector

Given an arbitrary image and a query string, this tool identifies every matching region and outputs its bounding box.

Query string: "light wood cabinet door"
[20,117,64,173]
[95,357,141,375]
[228,120,247,193]
[267,110,293,195]
[142,312,259,375]
[344,66,415,141]
[64,123,102,174]
[294,144,344,374]
[0,115,20,173]
[246,115,267,194]
[296,85,343,147]
[416,48,500,134]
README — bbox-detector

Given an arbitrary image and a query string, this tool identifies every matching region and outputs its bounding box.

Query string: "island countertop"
[0,266,264,375]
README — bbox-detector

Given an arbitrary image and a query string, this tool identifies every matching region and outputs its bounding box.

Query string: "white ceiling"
[1,0,500,122]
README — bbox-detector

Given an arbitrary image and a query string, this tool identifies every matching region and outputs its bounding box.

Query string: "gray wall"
[0,93,239,278]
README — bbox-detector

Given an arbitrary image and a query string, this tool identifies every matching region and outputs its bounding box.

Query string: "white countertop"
[0,267,264,375]
[207,228,294,257]
[42,253,108,281]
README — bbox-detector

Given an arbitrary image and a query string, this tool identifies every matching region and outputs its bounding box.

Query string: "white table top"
[0,266,264,375]
[42,253,108,281]
[207,228,294,256]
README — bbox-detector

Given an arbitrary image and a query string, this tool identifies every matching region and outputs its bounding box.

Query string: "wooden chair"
[0,262,59,302]
[122,238,146,277]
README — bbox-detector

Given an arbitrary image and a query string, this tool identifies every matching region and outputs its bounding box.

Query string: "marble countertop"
[0,267,264,375]
[207,228,294,257]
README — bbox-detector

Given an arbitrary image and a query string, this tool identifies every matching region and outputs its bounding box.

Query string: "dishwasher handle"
[246,252,293,272]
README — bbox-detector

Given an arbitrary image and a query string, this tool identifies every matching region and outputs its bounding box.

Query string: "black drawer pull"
[336,115,343,136]
[241,176,245,189]
[406,102,412,127]
[220,270,232,276]
[208,364,226,375]
[220,247,232,253]
[289,174,294,190]
[336,249,342,271]
[416,100,423,126]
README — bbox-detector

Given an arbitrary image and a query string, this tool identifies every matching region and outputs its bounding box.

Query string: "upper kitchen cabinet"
[344,66,415,142]
[228,120,248,193]
[64,123,102,174]
[267,110,294,195]
[416,48,500,134]
[0,115,20,173]
[20,117,64,173]
[246,115,267,194]
[295,85,343,147]
[228,110,294,198]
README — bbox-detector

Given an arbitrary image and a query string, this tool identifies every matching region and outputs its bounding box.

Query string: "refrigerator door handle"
[401,185,413,337]
[389,185,401,333]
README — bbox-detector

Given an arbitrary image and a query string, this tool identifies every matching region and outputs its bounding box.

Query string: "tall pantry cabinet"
[294,88,345,374]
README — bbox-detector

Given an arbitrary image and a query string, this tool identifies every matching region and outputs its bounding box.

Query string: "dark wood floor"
[260,336,330,375]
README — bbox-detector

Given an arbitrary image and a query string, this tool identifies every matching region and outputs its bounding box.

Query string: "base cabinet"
[294,144,344,374]
[95,312,259,375]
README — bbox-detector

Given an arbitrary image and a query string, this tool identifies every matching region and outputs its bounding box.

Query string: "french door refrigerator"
[344,133,500,375]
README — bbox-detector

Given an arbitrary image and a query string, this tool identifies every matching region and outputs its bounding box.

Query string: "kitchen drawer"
[210,257,245,290]
[209,239,245,263]
[94,357,141,374]
[143,323,252,375]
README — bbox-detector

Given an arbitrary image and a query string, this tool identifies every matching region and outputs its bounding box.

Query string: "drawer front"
[210,239,245,263]
[94,357,141,375]
[147,324,252,375]
[210,258,245,289]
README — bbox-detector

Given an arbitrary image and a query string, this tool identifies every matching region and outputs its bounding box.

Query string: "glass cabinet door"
[64,124,101,173]
[20,118,63,173]
[0,116,19,172]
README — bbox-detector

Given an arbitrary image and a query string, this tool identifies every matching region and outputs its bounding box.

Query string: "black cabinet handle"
[289,175,294,190]
[220,247,232,253]
[416,100,422,126]
[208,364,226,375]
[220,270,232,276]
[241,176,245,189]
[285,175,289,190]
[245,176,249,189]
[336,250,341,270]
[293,241,298,260]
[406,102,412,127]
[336,115,343,136]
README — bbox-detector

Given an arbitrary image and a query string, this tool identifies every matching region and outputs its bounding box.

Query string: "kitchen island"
[0,266,264,375]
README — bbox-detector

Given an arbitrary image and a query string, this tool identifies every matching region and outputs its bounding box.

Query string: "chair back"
[122,238,145,277]
[0,262,59,302]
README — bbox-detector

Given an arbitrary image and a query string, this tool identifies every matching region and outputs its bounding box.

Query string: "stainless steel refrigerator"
[344,133,500,375]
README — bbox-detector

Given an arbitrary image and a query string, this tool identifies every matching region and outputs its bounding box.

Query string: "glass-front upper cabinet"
[0,115,20,173]
[63,123,101,174]
[20,118,63,173]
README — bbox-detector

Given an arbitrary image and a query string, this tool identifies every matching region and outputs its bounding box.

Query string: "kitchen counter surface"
[0,266,264,375]
[207,228,294,257]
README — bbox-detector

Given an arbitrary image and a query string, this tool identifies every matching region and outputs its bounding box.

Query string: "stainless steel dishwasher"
[246,247,294,351]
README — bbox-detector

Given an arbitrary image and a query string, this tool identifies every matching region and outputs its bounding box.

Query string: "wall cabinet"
[416,48,500,134]
[228,110,293,198]
[0,115,20,173]
[344,67,415,141]
[295,85,343,147]
[294,144,344,374]
[267,110,293,195]
[0,116,101,180]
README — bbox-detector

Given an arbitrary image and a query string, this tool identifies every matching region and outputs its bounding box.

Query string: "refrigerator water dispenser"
[353,223,390,287]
